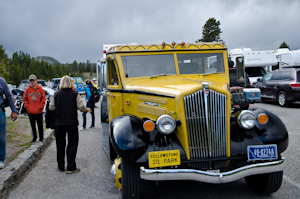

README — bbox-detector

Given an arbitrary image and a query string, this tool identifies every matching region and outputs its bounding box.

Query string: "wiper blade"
[150,73,167,79]
[203,72,218,76]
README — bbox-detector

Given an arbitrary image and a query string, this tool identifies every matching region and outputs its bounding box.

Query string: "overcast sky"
[1,0,299,64]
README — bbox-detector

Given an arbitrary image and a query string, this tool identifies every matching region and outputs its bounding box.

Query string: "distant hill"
[35,56,61,65]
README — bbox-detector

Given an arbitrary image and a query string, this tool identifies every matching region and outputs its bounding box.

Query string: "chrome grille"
[184,89,227,160]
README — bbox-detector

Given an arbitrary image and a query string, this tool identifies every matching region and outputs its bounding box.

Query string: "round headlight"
[156,114,176,135]
[238,110,256,129]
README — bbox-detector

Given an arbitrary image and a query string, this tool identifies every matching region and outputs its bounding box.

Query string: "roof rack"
[106,42,226,53]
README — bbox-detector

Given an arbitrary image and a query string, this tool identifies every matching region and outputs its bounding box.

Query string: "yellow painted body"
[105,42,231,160]
[115,157,122,189]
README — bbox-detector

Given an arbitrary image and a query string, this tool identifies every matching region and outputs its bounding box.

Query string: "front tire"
[278,91,289,107]
[245,171,283,195]
[121,158,140,199]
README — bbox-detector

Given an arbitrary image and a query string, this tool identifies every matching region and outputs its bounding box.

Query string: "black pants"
[55,126,78,171]
[28,113,44,142]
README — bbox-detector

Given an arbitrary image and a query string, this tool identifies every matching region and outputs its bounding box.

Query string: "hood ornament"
[202,82,209,89]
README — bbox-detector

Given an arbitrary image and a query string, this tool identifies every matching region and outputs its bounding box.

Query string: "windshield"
[73,78,84,84]
[37,80,47,86]
[121,54,176,78]
[245,67,266,77]
[177,53,225,74]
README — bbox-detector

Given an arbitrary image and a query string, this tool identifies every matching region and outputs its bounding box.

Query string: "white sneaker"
[80,127,86,131]
[0,162,4,169]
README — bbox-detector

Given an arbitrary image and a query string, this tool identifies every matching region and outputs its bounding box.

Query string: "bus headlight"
[156,114,176,135]
[238,110,256,129]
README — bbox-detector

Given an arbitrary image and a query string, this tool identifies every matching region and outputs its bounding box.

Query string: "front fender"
[251,108,289,154]
[230,108,289,157]
[110,115,150,162]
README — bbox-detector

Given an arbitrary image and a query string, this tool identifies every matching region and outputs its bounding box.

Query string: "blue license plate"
[247,145,277,161]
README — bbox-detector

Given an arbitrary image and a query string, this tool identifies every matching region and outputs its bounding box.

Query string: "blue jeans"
[0,108,6,162]
[82,103,94,128]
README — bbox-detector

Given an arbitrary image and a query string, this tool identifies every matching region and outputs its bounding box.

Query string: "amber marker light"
[143,120,155,132]
[172,41,176,46]
[162,42,166,46]
[258,113,268,125]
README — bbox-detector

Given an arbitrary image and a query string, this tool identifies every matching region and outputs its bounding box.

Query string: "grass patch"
[4,117,32,166]
[6,117,32,143]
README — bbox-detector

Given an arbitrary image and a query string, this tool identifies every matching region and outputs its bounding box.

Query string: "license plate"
[148,150,180,168]
[247,145,277,161]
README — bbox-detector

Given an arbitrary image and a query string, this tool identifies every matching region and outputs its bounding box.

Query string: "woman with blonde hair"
[49,75,91,174]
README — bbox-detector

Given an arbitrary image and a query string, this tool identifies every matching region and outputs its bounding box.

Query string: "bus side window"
[108,60,119,85]
[100,61,108,91]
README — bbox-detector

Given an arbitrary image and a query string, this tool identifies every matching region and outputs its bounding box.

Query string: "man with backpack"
[80,79,99,130]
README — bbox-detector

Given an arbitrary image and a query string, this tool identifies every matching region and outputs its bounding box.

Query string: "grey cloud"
[1,0,299,63]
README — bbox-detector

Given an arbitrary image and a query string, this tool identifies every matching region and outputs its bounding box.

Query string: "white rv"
[229,48,278,84]
[276,48,300,68]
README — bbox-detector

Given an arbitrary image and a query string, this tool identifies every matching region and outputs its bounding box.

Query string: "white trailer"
[229,48,278,84]
[276,48,300,69]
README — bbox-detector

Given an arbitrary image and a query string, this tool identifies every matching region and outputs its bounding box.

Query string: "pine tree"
[279,42,290,49]
[0,45,9,79]
[196,18,223,43]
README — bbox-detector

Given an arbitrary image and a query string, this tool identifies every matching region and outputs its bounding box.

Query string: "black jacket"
[53,89,79,126]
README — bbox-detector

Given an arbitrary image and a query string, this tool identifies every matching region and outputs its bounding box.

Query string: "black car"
[253,68,300,106]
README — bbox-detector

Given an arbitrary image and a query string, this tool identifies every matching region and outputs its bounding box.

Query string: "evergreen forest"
[0,44,95,86]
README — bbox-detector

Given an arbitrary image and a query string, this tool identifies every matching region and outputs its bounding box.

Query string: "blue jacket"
[0,77,17,112]
[85,85,93,103]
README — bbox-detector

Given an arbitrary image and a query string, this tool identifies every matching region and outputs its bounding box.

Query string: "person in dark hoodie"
[23,74,46,143]
[49,75,91,174]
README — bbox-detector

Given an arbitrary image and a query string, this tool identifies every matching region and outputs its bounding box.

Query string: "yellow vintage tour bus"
[98,42,288,199]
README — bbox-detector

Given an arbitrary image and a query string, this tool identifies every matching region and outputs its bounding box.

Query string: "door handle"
[101,91,115,98]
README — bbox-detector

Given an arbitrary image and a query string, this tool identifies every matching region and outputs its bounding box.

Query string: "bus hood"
[123,76,229,97]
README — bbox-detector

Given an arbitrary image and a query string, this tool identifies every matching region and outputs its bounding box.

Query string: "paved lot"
[7,99,119,199]
[6,100,300,199]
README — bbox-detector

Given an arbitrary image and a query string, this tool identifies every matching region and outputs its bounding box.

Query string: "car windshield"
[37,80,47,86]
[74,78,83,84]
[177,53,225,74]
[18,83,29,90]
[121,54,176,78]
[7,84,15,89]
[245,67,266,77]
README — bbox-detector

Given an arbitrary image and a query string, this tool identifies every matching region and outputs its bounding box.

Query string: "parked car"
[19,79,48,87]
[13,79,48,96]
[7,84,17,96]
[71,77,85,95]
[100,42,288,197]
[51,78,62,91]
[245,66,267,84]
[253,68,300,106]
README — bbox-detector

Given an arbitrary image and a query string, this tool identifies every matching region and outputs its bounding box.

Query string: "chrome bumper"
[140,158,286,184]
